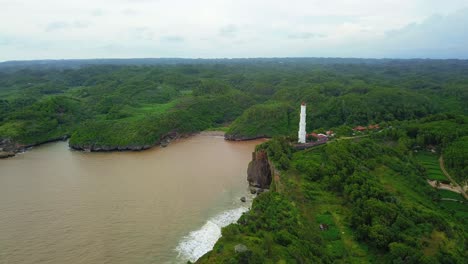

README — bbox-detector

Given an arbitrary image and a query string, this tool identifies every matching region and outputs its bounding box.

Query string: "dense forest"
[1,58,467,149]
[1,58,467,262]
[199,132,467,263]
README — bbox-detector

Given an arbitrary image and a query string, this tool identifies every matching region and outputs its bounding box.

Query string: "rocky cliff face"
[247,150,272,189]
[0,136,69,158]
[69,144,153,152]
[69,131,181,152]
[225,134,268,141]
[0,139,18,158]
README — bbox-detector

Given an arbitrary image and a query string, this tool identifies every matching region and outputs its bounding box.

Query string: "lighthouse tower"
[298,102,307,143]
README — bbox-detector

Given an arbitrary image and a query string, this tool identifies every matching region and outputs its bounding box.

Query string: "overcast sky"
[1,0,468,61]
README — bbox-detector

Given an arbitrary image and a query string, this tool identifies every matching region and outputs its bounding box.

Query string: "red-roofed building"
[308,132,328,142]
[353,126,367,131]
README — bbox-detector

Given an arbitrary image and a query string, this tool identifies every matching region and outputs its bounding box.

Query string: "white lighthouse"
[298,102,307,143]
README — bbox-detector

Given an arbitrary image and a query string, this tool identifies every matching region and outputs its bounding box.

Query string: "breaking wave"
[175,206,248,263]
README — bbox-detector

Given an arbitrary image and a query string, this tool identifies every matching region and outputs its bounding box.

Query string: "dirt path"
[440,198,464,202]
[439,156,467,200]
[427,180,462,194]
[335,135,369,141]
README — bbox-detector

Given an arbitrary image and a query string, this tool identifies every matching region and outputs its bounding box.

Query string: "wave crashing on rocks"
[175,206,248,263]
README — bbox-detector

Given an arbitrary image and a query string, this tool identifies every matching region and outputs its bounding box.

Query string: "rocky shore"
[224,134,269,141]
[1,130,229,158]
[2,130,256,159]
[69,131,186,152]
[0,151,15,159]
[0,136,69,159]
[69,143,154,152]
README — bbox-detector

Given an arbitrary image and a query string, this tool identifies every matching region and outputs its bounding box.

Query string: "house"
[353,124,380,132]
[353,126,367,132]
[308,132,328,141]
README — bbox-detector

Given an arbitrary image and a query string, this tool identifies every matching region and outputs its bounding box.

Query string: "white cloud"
[0,0,467,60]
[45,21,89,32]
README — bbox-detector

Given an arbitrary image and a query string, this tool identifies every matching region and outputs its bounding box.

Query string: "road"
[439,156,468,200]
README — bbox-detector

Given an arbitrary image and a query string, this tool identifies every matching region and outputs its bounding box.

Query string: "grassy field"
[376,165,434,208]
[439,200,468,219]
[415,152,448,182]
[287,149,376,263]
[438,189,464,201]
[376,164,467,220]
[276,172,376,263]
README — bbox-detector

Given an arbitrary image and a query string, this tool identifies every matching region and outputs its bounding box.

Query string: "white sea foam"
[175,206,249,263]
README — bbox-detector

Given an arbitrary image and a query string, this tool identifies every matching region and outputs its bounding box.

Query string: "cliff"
[69,131,181,152]
[224,134,268,141]
[0,136,68,159]
[247,150,272,189]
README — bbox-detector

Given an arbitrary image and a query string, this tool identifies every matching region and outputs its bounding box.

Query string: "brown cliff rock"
[247,150,272,189]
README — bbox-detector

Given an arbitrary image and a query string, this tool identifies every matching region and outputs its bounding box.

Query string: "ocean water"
[0,135,264,263]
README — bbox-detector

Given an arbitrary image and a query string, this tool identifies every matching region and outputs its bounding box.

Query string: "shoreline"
[1,131,223,159]
[0,135,69,159]
[1,133,263,263]
[175,192,256,263]
[1,130,263,261]
[1,130,268,159]
[224,134,271,141]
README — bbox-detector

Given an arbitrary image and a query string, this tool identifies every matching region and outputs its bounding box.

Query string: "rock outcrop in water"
[0,136,68,159]
[70,144,153,152]
[247,150,272,189]
[0,150,15,159]
[69,131,182,152]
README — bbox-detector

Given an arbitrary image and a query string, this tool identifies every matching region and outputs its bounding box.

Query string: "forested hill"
[0,58,467,154]
[199,132,468,263]
[1,57,468,70]
[1,59,467,261]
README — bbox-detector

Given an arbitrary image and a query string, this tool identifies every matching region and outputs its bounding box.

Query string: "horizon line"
[2,56,468,64]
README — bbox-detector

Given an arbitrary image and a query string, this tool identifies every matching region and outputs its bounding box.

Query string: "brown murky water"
[0,134,264,264]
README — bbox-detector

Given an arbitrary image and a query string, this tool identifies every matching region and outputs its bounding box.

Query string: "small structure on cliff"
[298,102,307,143]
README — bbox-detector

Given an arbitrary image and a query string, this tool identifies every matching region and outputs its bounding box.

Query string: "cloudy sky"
[1,0,468,61]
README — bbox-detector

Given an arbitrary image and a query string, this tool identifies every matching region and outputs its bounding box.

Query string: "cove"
[0,134,264,264]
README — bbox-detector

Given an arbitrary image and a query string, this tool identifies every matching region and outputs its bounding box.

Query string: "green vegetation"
[416,152,447,182]
[226,102,295,139]
[0,65,255,149]
[437,190,464,201]
[439,200,468,219]
[2,59,468,150]
[375,114,468,186]
[68,93,254,148]
[199,136,467,263]
[444,136,468,183]
[1,58,467,262]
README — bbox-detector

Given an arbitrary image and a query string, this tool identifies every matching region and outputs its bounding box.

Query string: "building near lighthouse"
[298,102,307,143]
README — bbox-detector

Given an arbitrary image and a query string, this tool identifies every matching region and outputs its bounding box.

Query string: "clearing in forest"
[416,152,447,182]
